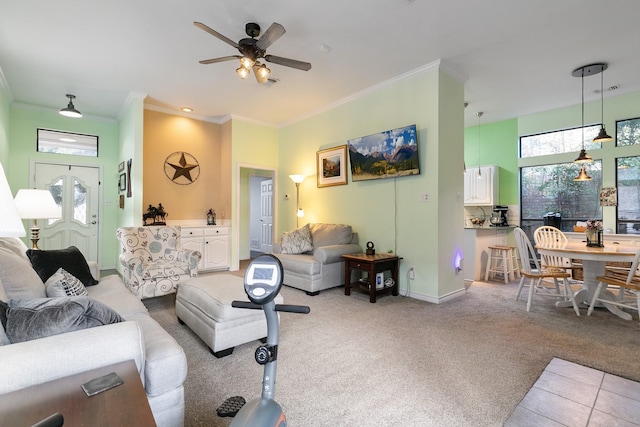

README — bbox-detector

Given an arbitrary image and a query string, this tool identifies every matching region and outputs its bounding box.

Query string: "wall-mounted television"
[347,124,420,182]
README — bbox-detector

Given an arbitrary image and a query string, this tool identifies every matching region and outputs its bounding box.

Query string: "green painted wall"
[230,119,279,270]
[0,79,10,166]
[277,65,466,300]
[464,118,519,205]
[8,106,121,268]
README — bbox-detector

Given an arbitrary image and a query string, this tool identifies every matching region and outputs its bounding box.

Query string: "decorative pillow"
[27,246,99,287]
[45,268,88,297]
[0,246,46,299]
[2,297,124,344]
[281,223,313,254]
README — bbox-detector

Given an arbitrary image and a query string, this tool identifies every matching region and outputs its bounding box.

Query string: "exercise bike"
[216,254,310,427]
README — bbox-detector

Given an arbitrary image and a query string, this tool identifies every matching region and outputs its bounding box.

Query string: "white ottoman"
[175,274,283,358]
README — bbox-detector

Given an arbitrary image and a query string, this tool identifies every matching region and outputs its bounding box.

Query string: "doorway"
[238,166,275,263]
[249,175,273,257]
[34,162,101,262]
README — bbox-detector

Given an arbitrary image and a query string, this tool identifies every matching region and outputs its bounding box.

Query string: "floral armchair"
[116,225,201,299]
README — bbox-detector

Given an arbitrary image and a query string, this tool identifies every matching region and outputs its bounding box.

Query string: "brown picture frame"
[317,145,348,188]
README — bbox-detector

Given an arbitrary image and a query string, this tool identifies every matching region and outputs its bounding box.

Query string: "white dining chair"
[533,225,572,275]
[514,227,580,315]
[588,248,640,323]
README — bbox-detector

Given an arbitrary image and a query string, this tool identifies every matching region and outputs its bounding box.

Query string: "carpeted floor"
[144,275,640,426]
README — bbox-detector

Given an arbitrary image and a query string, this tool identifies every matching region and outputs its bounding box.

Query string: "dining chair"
[514,227,580,315]
[587,248,640,322]
[533,226,572,273]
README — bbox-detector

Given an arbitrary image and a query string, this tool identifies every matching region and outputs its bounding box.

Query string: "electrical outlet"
[408,267,415,280]
[421,193,429,202]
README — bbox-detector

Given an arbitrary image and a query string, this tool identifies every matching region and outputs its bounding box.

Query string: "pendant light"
[574,165,592,182]
[593,63,613,143]
[572,65,593,165]
[475,112,483,178]
[59,94,82,118]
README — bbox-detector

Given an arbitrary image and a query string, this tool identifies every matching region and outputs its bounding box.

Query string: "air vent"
[594,85,619,94]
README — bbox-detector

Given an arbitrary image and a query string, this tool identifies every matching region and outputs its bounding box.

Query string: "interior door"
[260,178,273,253]
[34,163,100,262]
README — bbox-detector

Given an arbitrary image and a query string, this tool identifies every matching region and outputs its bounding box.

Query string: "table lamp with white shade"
[0,163,26,238]
[14,189,62,249]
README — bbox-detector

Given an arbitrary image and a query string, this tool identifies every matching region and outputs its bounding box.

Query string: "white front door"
[260,178,273,253]
[34,163,100,262]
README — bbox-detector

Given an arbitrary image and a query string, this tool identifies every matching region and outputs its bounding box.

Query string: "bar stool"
[485,245,520,284]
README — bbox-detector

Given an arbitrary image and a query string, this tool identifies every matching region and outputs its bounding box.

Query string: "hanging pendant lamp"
[572,65,595,173]
[574,165,592,182]
[475,112,483,178]
[593,63,613,143]
[59,94,82,118]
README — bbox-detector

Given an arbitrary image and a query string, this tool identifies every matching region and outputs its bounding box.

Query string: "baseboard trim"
[404,287,467,304]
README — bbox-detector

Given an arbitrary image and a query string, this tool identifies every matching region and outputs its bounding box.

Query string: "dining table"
[536,241,640,320]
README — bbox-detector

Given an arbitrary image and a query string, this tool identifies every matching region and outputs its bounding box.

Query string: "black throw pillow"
[27,246,99,287]
[4,297,124,344]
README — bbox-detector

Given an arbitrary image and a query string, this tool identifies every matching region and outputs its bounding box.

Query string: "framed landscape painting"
[348,124,420,181]
[317,145,348,188]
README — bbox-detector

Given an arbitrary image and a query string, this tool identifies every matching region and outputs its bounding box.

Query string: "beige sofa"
[272,223,361,295]
[0,237,187,427]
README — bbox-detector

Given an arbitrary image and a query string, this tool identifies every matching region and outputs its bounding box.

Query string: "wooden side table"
[342,253,401,303]
[0,360,156,427]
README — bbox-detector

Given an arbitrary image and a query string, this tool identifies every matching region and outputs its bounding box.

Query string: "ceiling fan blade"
[199,55,241,65]
[193,21,239,49]
[252,64,269,84]
[264,55,312,71]
[255,22,286,50]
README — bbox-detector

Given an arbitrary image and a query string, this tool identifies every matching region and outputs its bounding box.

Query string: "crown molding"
[279,58,467,128]
[0,66,15,103]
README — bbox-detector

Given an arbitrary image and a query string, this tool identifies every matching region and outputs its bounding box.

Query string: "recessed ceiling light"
[181,107,193,113]
[319,44,332,53]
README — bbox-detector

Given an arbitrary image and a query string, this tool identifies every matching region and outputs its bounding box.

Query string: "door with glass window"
[34,163,100,262]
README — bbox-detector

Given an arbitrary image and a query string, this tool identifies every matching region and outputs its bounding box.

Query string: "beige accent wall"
[143,110,230,222]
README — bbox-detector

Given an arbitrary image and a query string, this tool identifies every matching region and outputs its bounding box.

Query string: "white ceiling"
[1,0,639,128]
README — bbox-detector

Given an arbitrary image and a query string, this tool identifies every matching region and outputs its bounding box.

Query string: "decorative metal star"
[167,152,199,183]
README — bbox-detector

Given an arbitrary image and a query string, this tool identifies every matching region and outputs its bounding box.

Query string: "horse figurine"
[143,204,168,225]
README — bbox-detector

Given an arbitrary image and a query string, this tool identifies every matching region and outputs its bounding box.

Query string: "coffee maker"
[489,205,509,227]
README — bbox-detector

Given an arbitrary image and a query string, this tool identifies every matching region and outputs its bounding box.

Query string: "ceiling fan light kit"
[194,20,311,84]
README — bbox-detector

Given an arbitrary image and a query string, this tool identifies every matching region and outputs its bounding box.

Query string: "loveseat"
[117,225,201,299]
[271,223,362,295]
[0,237,187,427]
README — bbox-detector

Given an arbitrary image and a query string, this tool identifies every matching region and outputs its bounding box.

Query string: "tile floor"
[505,358,640,426]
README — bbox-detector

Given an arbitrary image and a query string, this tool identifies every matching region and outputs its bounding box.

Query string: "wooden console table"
[342,253,401,303]
[0,360,155,427]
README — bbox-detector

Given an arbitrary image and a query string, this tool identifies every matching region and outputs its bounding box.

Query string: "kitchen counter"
[463,227,515,281]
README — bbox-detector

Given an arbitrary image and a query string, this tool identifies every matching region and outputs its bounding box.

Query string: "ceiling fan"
[194,21,312,84]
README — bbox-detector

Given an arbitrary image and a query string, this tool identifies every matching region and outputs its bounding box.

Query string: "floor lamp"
[0,163,26,238]
[14,189,61,249]
[289,174,306,227]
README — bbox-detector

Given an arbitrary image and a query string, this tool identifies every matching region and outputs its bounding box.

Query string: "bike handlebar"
[232,300,310,314]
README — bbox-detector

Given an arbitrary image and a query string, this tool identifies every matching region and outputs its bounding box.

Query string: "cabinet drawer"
[205,227,229,236]
[182,228,204,237]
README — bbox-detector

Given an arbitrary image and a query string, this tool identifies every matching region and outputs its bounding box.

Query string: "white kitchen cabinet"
[182,226,230,271]
[464,165,499,206]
